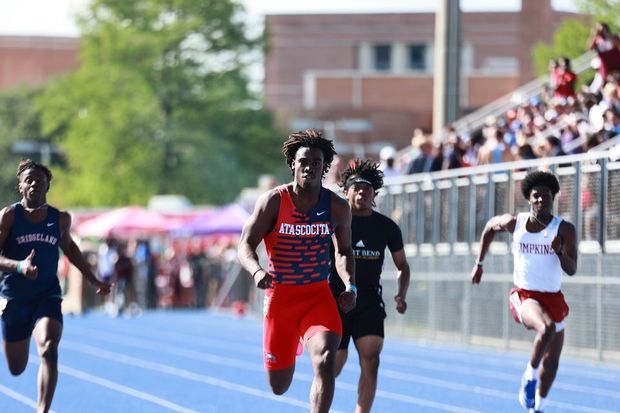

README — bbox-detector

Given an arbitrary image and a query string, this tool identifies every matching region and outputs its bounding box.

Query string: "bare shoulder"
[0,205,15,219]
[559,219,576,236]
[492,212,516,224]
[0,205,15,227]
[56,209,72,234]
[489,213,517,231]
[58,209,72,224]
[254,187,281,213]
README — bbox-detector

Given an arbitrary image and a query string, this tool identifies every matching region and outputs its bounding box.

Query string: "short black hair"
[521,170,560,199]
[16,159,53,183]
[340,159,384,192]
[282,129,336,174]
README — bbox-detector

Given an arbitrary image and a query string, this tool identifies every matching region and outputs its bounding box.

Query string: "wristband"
[346,284,357,294]
[252,268,263,278]
[16,261,25,275]
[475,259,483,267]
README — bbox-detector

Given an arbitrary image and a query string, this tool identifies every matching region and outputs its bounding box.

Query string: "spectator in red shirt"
[588,23,620,83]
[554,57,577,99]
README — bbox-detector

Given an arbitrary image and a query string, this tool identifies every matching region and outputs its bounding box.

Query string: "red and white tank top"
[512,212,563,292]
[264,185,333,285]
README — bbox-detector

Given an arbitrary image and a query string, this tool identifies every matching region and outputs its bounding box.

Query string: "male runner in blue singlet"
[0,159,111,413]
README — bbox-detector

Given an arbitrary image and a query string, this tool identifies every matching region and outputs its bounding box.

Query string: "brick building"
[0,36,79,90]
[264,0,589,153]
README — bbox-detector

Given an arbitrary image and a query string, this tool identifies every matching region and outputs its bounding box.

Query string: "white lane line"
[381,349,620,383]
[60,340,343,413]
[332,379,485,413]
[378,370,620,413]
[0,383,59,413]
[59,364,203,413]
[91,316,619,384]
[69,324,259,356]
[72,322,620,387]
[380,354,620,398]
[64,328,617,413]
[66,328,263,372]
[57,364,205,413]
[61,338,484,413]
[66,331,487,412]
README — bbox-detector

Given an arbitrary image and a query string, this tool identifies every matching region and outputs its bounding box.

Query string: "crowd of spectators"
[65,236,252,316]
[378,23,620,177]
[61,25,620,314]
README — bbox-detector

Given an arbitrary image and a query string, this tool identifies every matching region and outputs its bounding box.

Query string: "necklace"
[21,201,48,213]
[529,214,550,237]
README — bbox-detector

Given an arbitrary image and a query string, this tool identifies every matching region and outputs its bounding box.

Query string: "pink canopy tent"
[75,206,180,238]
[172,203,250,237]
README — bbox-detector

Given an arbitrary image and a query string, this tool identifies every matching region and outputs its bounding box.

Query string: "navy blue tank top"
[1,203,62,299]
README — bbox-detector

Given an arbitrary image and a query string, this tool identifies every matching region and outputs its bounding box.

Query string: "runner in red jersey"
[238,129,356,413]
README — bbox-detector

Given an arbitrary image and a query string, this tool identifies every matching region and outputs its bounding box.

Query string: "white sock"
[535,391,547,411]
[525,363,538,380]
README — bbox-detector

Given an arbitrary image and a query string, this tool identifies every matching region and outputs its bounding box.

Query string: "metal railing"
[375,151,620,362]
[379,151,619,253]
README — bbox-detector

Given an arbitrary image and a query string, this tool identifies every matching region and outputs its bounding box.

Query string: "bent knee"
[267,367,294,395]
[360,354,380,372]
[38,339,59,361]
[8,361,27,376]
[270,383,290,395]
[542,322,557,339]
[269,379,292,395]
[314,350,337,374]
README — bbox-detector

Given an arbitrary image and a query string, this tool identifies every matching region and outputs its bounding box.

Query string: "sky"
[0,0,579,37]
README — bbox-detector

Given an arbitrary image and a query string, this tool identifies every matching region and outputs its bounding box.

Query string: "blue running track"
[1,310,618,412]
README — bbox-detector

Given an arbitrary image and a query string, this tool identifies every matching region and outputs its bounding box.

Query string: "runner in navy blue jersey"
[0,159,111,413]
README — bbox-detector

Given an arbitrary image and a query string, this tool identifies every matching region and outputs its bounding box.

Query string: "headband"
[343,177,374,189]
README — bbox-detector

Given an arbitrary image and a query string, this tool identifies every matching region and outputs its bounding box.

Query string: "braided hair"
[282,129,336,175]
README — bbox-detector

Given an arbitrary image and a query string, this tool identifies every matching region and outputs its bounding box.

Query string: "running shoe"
[519,372,536,409]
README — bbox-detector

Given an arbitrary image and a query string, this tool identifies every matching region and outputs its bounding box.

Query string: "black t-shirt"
[330,210,404,297]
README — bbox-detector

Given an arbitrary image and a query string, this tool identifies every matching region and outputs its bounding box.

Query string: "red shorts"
[509,288,569,324]
[263,281,342,371]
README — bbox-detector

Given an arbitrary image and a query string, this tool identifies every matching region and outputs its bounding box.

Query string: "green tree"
[575,0,620,27]
[0,86,58,206]
[40,0,282,207]
[532,19,592,77]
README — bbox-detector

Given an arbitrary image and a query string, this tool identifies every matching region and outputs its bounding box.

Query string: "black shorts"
[338,291,386,350]
[1,295,63,342]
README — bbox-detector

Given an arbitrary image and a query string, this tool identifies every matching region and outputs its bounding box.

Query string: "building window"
[408,44,426,71]
[481,57,519,73]
[373,44,391,71]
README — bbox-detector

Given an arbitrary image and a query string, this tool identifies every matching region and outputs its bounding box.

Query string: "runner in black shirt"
[330,159,410,413]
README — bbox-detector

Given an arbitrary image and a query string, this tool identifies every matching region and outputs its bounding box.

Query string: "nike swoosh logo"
[47,223,55,227]
[317,211,326,216]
